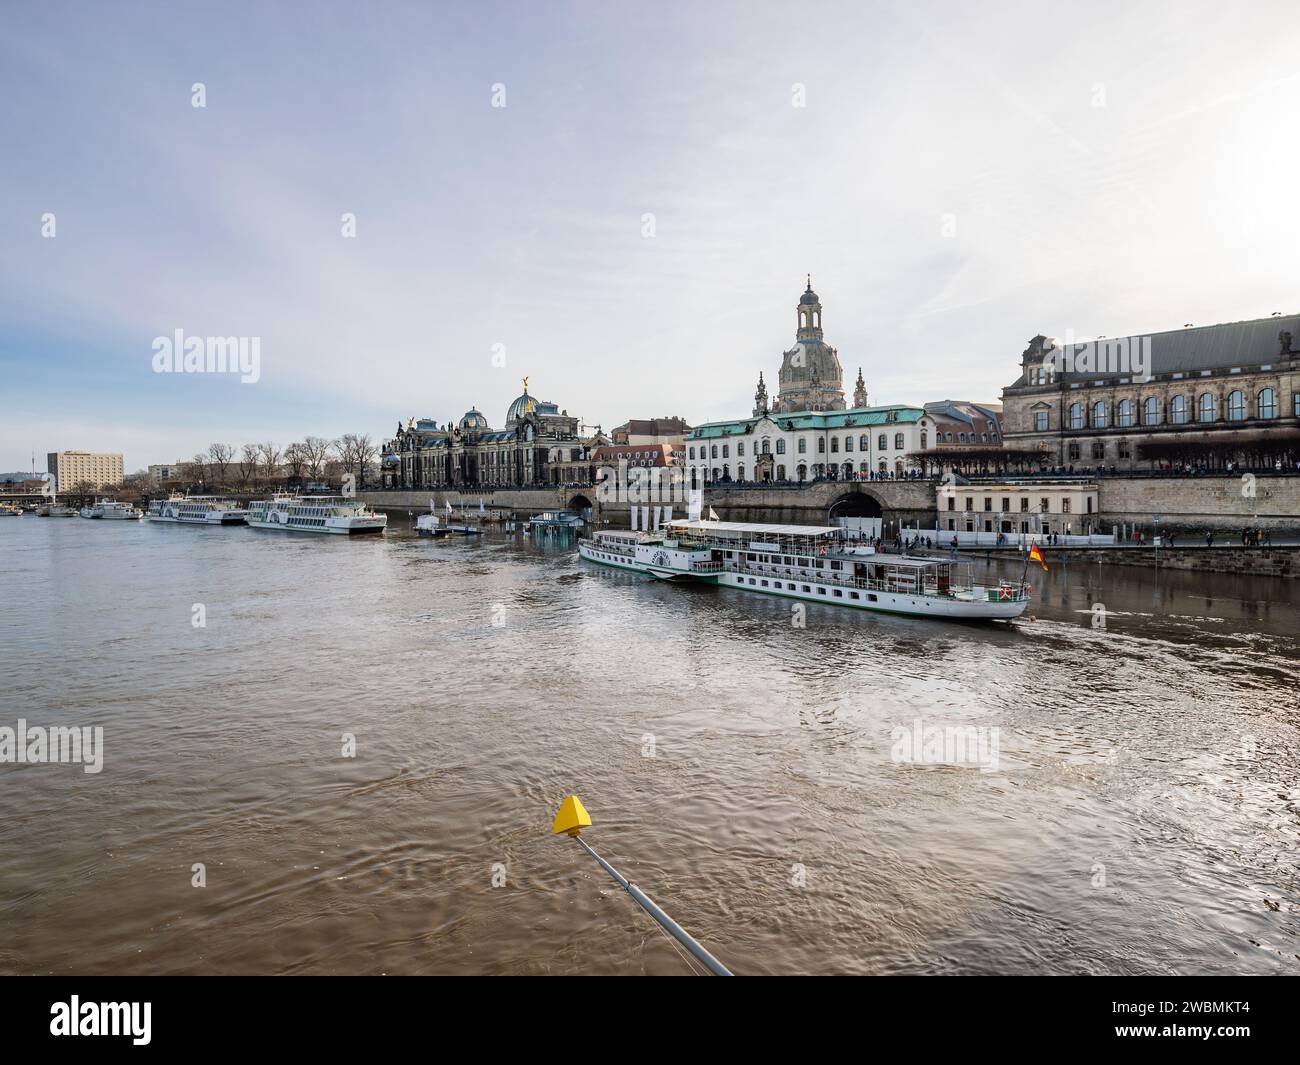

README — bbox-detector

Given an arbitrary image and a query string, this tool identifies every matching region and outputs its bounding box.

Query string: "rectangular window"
[1034,411,1049,431]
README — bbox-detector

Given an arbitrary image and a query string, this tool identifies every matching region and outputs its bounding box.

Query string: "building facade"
[687,406,932,487]
[937,480,1100,536]
[923,400,1003,450]
[592,443,680,468]
[47,451,124,491]
[379,382,596,488]
[1001,315,1300,469]
[610,417,691,446]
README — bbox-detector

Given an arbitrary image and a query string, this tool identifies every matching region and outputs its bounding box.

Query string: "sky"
[3,0,1299,472]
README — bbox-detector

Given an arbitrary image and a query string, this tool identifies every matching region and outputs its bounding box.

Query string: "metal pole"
[574,836,733,977]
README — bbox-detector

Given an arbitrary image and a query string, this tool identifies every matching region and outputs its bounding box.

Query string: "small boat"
[36,503,77,517]
[415,513,449,538]
[0,503,23,516]
[79,500,144,520]
[147,493,248,525]
[246,494,386,535]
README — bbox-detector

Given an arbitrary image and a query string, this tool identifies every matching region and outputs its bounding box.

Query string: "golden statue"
[522,376,529,393]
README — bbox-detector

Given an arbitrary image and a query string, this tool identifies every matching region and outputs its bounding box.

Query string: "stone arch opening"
[568,494,593,516]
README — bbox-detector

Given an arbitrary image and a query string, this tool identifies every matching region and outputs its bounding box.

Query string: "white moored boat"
[79,500,143,520]
[247,495,386,535]
[37,503,78,517]
[0,503,22,516]
[148,494,248,525]
[578,519,1030,622]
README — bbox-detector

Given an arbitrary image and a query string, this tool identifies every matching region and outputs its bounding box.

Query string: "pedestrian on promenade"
[1206,532,1214,547]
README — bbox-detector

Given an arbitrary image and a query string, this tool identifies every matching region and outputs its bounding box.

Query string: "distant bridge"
[363,480,938,531]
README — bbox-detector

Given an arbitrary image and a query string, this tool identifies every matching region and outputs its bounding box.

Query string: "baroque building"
[686,279,933,486]
[379,380,595,488]
[1001,315,1300,469]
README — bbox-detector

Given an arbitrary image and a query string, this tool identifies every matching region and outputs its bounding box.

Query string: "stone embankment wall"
[1098,477,1299,534]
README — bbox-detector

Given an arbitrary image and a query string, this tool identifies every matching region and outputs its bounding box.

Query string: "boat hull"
[247,519,385,535]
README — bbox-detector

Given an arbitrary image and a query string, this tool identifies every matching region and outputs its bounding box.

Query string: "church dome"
[506,390,560,423]
[460,408,490,431]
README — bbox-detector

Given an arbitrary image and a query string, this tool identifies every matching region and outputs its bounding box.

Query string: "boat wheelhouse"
[579,519,1029,621]
[148,494,248,525]
[247,495,386,535]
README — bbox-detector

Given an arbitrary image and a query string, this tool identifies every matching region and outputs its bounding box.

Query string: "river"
[1,515,1296,974]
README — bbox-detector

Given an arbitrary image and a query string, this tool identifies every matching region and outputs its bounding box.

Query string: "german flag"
[1028,543,1048,570]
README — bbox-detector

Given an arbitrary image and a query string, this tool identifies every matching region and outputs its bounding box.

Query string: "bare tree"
[335,432,379,488]
[207,443,235,487]
[283,442,307,480]
[257,442,281,482]
[239,444,259,487]
[186,453,208,485]
[301,436,335,481]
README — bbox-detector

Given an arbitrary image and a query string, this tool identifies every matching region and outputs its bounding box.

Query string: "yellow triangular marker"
[552,795,592,837]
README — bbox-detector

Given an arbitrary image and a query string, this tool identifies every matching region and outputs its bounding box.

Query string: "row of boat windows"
[732,551,844,570]
[735,575,879,602]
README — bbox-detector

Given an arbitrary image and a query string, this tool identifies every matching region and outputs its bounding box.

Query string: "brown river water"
[1,516,1297,975]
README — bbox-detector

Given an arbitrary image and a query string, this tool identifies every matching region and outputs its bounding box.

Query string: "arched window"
[920,430,928,448]
[895,458,905,475]
[1170,395,1188,424]
[721,444,729,458]
[796,464,807,481]
[817,438,825,453]
[895,433,905,449]
[830,436,839,453]
[844,436,853,452]
[775,439,786,454]
[878,459,887,472]
[1258,388,1277,419]
[1227,390,1245,420]
[736,466,744,482]
[688,446,695,459]
[1117,398,1134,427]
[737,442,745,456]
[878,434,887,449]
[761,439,770,454]
[859,434,869,451]
[1198,393,1216,422]
[1142,397,1159,425]
[1068,403,1083,430]
[776,464,785,480]
[1092,400,1107,428]
[710,444,718,458]
[711,467,720,481]
[797,438,807,454]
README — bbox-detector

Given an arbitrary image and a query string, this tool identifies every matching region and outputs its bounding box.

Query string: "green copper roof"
[686,405,925,439]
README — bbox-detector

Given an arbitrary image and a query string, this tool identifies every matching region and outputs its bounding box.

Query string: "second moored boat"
[247,495,386,535]
[148,494,248,525]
